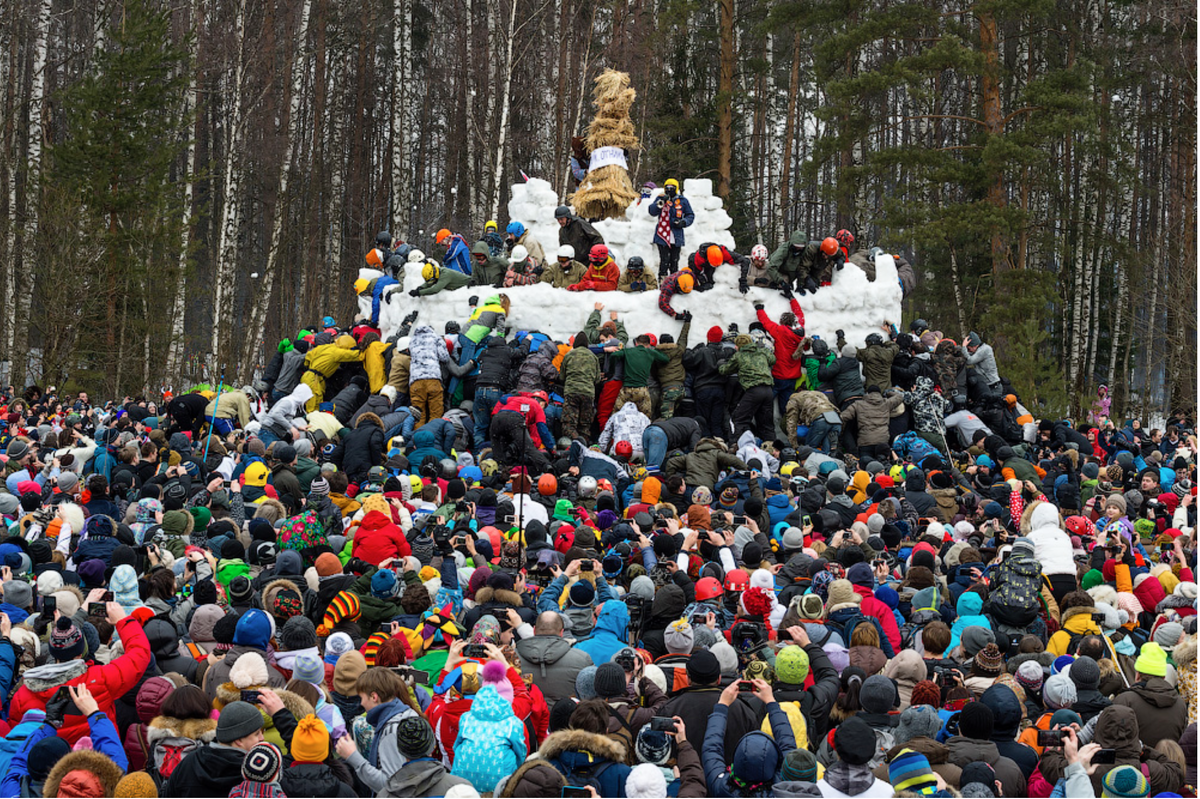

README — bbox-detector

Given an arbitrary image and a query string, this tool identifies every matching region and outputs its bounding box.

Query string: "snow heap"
[359,178,902,348]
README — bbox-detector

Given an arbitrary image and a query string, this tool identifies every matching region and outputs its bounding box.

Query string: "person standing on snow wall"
[649,178,695,278]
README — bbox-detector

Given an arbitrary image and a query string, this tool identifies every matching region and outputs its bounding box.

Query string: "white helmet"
[407,249,425,263]
[557,244,575,260]
[578,475,597,498]
[751,244,768,261]
[509,245,529,264]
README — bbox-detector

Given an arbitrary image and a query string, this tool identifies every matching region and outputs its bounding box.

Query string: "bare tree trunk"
[211,0,248,365]
[240,0,313,381]
[389,0,411,238]
[488,0,518,219]
[166,0,202,386]
[716,0,733,199]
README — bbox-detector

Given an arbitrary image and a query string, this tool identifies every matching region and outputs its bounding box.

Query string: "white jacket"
[1028,502,1076,576]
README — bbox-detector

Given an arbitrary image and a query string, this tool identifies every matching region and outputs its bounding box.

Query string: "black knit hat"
[241,742,282,782]
[395,717,436,758]
[193,578,218,607]
[959,701,995,740]
[49,617,85,662]
[593,662,627,699]
[213,611,240,645]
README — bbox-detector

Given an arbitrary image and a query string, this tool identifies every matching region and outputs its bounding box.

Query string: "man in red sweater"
[754,297,807,415]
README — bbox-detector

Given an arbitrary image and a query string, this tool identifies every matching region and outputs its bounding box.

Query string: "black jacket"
[650,417,702,451]
[771,641,841,744]
[280,762,358,798]
[339,422,385,483]
[818,355,864,406]
[559,217,604,262]
[475,336,529,390]
[160,744,245,797]
[683,343,730,393]
[663,683,759,758]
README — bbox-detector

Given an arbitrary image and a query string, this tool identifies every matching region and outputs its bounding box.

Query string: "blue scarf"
[365,699,407,767]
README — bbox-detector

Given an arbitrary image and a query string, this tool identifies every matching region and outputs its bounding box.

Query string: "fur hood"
[58,503,85,538]
[1007,650,1055,674]
[44,749,125,798]
[355,412,384,430]
[147,715,219,744]
[538,728,627,763]
[499,758,566,798]
[473,587,523,607]
[1088,584,1119,607]
[1062,605,1097,626]
[261,578,301,614]
[216,682,314,719]
[1174,634,1196,667]
[22,659,87,693]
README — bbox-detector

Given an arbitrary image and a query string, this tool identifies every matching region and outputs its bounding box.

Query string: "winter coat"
[963,341,1000,386]
[349,393,393,429]
[979,684,1039,778]
[144,617,199,684]
[381,759,472,798]
[818,353,864,405]
[275,348,308,394]
[857,341,899,391]
[944,736,1026,796]
[664,439,748,489]
[648,417,701,452]
[145,715,218,781]
[279,762,357,798]
[766,231,808,284]
[599,402,651,456]
[719,341,775,389]
[617,268,659,293]
[663,684,759,760]
[463,296,507,344]
[932,341,967,398]
[475,336,529,390]
[1047,606,1118,660]
[8,617,151,745]
[451,686,527,792]
[1039,704,1183,795]
[468,242,507,288]
[351,510,411,565]
[648,195,696,247]
[204,644,288,701]
[541,728,630,798]
[653,322,690,385]
[1027,503,1076,576]
[558,217,605,264]
[574,600,630,668]
[415,264,471,295]
[161,742,248,797]
[756,301,806,380]
[339,414,385,483]
[504,260,540,287]
[569,258,621,292]
[329,379,368,425]
[408,325,449,383]
[1112,677,1189,747]
[515,341,561,394]
[771,642,842,744]
[703,702,796,797]
[839,392,903,447]
[561,344,602,399]
[947,591,991,654]
[903,376,950,433]
[543,257,588,289]
[515,635,595,705]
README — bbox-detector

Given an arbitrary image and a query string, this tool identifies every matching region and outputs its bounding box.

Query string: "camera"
[730,620,768,657]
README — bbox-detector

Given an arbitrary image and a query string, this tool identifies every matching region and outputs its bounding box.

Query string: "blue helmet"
[322,316,335,328]
[506,221,526,238]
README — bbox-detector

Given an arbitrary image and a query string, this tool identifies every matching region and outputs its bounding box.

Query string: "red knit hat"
[910,679,941,708]
[707,326,723,343]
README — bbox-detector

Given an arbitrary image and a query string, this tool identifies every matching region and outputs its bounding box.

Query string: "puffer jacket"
[329,378,368,425]
[351,510,411,564]
[1047,606,1118,660]
[839,391,903,447]
[349,392,393,428]
[408,325,449,383]
[1026,503,1076,576]
[468,242,506,288]
[541,729,630,798]
[663,438,748,489]
[464,296,508,344]
[476,336,529,390]
[451,686,527,792]
[703,702,796,797]
[756,300,806,380]
[857,341,899,391]
[515,340,561,394]
[574,600,630,667]
[339,413,385,483]
[280,762,357,798]
[980,684,1038,779]
[948,591,991,654]
[818,350,864,405]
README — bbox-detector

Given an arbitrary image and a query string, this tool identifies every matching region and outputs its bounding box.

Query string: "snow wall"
[360,178,901,347]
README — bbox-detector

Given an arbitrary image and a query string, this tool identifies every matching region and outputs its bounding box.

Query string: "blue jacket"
[406,428,450,469]
[2,712,128,797]
[703,702,796,797]
[948,591,992,653]
[766,494,793,528]
[451,685,527,792]
[444,235,473,275]
[371,276,400,325]
[648,196,695,248]
[574,599,630,666]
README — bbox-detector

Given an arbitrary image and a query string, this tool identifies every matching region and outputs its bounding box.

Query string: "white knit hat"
[626,763,669,799]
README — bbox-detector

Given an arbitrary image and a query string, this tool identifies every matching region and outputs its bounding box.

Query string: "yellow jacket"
[305,338,362,378]
[362,341,389,393]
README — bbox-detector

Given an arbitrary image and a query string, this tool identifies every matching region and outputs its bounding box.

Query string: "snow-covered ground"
[359,179,902,346]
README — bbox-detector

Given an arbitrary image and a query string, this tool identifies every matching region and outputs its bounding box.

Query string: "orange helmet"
[435,228,451,244]
[835,229,855,248]
[677,273,694,293]
[706,245,724,267]
[820,237,839,256]
[538,474,558,496]
[365,248,383,267]
[696,577,723,601]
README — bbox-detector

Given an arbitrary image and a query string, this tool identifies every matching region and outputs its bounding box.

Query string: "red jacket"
[756,299,807,380]
[8,616,151,744]
[852,584,903,654]
[351,510,411,564]
[494,396,549,448]
[569,259,620,292]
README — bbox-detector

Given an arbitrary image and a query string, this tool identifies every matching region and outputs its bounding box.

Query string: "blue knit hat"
[371,569,399,598]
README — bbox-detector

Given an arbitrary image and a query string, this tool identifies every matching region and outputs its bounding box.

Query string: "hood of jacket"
[189,603,225,644]
[290,383,315,406]
[593,599,630,638]
[516,634,575,667]
[466,684,511,722]
[136,676,175,723]
[1128,677,1181,709]
[1094,705,1141,756]
[946,736,1003,764]
[980,684,1023,740]
[650,585,685,620]
[956,591,983,616]
[147,715,219,744]
[411,428,435,449]
[21,659,88,695]
[144,617,180,659]
[1061,605,1102,635]
[44,749,125,799]
[732,730,783,783]
[388,759,461,796]
[358,509,396,534]
[540,728,627,763]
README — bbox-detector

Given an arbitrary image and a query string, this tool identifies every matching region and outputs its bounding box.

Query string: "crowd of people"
[0,219,1191,799]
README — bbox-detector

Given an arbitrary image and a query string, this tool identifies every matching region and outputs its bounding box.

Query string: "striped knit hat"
[317,590,361,636]
[888,748,939,796]
[1101,765,1150,798]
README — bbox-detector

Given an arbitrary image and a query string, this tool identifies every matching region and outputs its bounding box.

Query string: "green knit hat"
[1081,569,1105,591]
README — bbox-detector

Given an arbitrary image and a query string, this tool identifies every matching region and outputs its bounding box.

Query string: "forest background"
[0,0,1193,419]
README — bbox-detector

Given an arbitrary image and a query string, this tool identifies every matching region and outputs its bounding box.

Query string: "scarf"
[366,699,408,767]
[824,760,876,796]
[656,199,677,246]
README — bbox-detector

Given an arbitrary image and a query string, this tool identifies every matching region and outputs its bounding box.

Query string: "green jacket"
[857,341,899,392]
[468,242,506,288]
[540,259,587,289]
[295,456,321,493]
[654,320,691,386]
[349,566,407,629]
[585,310,628,344]
[804,352,836,391]
[766,230,807,284]
[719,342,776,389]
[416,266,471,296]
[561,346,602,398]
[608,344,669,389]
[663,439,748,489]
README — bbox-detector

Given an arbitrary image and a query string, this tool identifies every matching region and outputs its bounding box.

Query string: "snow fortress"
[360,178,903,348]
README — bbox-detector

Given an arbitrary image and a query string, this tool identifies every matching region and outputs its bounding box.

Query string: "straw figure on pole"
[570,69,639,220]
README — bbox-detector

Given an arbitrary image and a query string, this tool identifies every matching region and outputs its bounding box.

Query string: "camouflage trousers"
[660,384,685,419]
[615,385,653,419]
[561,393,595,441]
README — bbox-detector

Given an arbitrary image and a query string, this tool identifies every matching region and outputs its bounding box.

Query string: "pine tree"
[46,0,192,396]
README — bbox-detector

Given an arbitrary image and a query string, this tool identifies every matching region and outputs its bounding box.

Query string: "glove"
[796,286,807,297]
[408,289,420,297]
[836,329,845,339]
[384,291,393,304]
[738,280,749,294]
[533,265,544,276]
[679,311,693,323]
[278,338,291,353]
[44,687,77,729]
[781,285,794,299]
[805,277,819,294]
[468,295,479,306]
[727,323,738,333]
[404,310,419,324]
[753,302,764,311]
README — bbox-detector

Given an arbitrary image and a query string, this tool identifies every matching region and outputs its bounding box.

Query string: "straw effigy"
[570,70,640,220]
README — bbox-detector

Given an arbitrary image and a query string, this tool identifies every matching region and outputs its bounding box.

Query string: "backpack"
[833,608,879,649]
[561,757,615,790]
[891,431,940,463]
[152,737,200,779]
[606,705,641,765]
